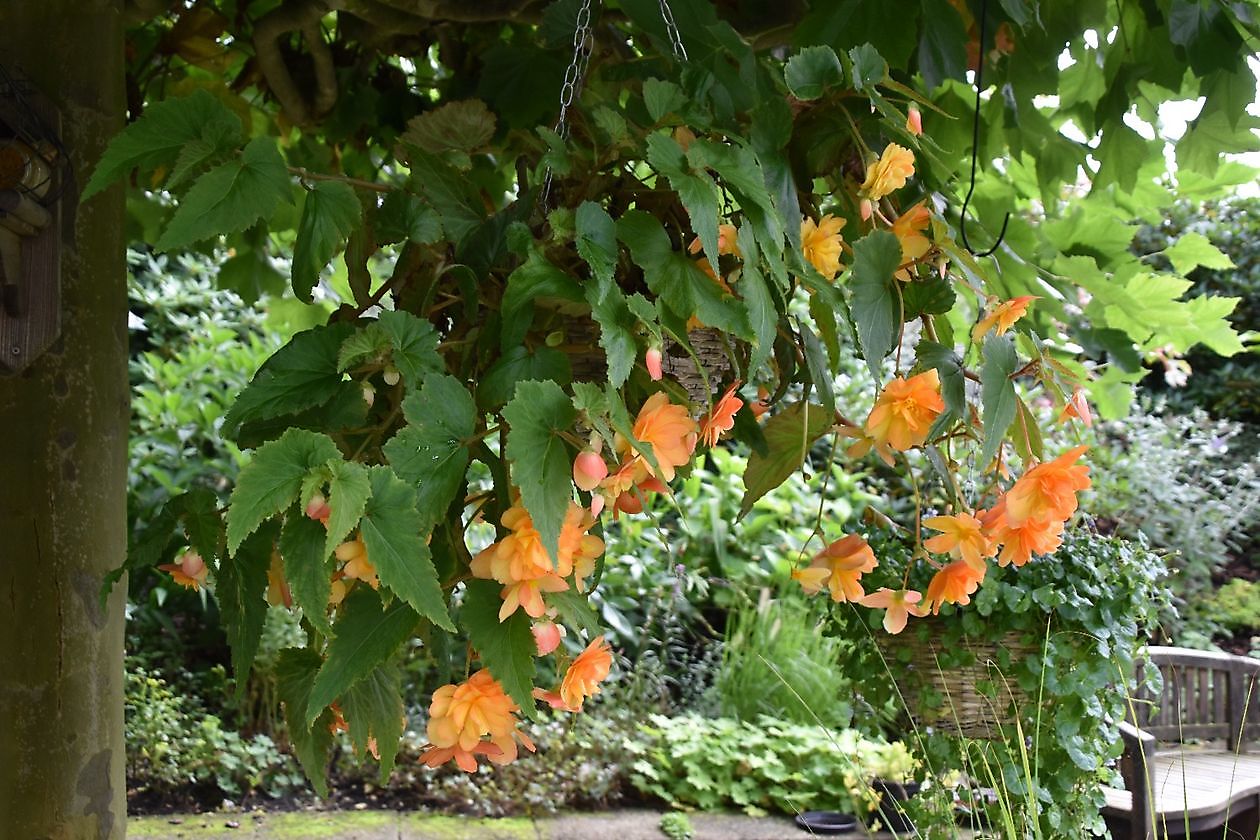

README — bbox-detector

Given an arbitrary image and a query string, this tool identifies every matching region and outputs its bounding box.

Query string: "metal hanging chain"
[958,0,1010,258]
[657,0,688,61]
[540,0,600,210]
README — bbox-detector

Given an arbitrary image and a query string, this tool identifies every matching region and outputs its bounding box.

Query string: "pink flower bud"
[573,450,609,492]
[590,494,606,518]
[860,199,874,221]
[645,346,663,381]
[305,494,331,522]
[906,106,923,137]
[615,491,643,515]
[180,551,205,578]
[532,621,564,656]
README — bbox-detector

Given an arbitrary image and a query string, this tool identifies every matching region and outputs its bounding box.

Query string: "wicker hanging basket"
[881,624,1040,739]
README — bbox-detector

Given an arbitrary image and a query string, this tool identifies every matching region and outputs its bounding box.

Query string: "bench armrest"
[1118,721,1157,840]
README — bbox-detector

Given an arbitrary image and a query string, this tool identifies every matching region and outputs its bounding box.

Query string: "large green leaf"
[83,90,242,200]
[276,648,335,797]
[341,663,407,781]
[979,335,1018,467]
[226,429,341,555]
[323,460,372,561]
[382,375,475,529]
[307,587,419,724]
[849,230,903,380]
[338,311,442,390]
[358,466,454,631]
[739,402,831,517]
[503,380,577,564]
[224,323,355,438]
[917,0,968,90]
[500,249,584,350]
[646,131,721,274]
[477,346,572,410]
[461,579,538,716]
[576,202,637,387]
[218,523,276,697]
[784,46,845,100]
[292,180,362,303]
[156,137,291,251]
[916,340,966,419]
[278,513,335,637]
[1165,231,1234,275]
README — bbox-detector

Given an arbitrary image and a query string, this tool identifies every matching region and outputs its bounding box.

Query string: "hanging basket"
[662,327,737,406]
[880,623,1040,739]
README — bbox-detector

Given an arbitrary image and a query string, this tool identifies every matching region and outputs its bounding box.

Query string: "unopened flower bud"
[590,494,606,518]
[645,346,663,381]
[305,494,331,522]
[362,382,376,407]
[573,450,609,492]
[382,367,401,387]
[860,199,874,221]
[906,106,923,137]
[532,621,565,656]
[180,551,205,578]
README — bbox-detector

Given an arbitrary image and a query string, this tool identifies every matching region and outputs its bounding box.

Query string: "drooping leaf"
[576,202,637,387]
[849,230,903,380]
[1164,231,1235,275]
[279,512,335,636]
[916,340,966,418]
[323,459,371,560]
[226,429,341,555]
[547,588,603,637]
[799,322,835,416]
[218,522,276,697]
[376,192,442,245]
[307,586,420,724]
[500,250,584,350]
[383,374,475,530]
[461,579,538,716]
[646,132,721,276]
[643,78,689,122]
[358,466,454,631]
[83,90,242,200]
[276,648,335,797]
[740,402,832,517]
[291,180,362,303]
[785,45,845,100]
[503,380,577,563]
[979,335,1019,467]
[849,44,889,90]
[917,0,968,90]
[156,137,291,251]
[172,487,223,569]
[341,663,406,781]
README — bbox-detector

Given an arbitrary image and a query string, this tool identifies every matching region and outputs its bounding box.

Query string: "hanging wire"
[540,0,599,212]
[958,0,1010,258]
[657,0,688,61]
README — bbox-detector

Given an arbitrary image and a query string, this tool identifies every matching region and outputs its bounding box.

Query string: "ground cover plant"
[69,0,1260,829]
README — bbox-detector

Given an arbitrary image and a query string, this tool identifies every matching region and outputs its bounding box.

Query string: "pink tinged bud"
[907,106,923,136]
[615,491,643,515]
[645,346,663,381]
[382,368,401,387]
[180,552,205,578]
[362,382,376,407]
[860,199,874,221]
[532,621,564,656]
[590,494,606,518]
[305,494,331,522]
[573,450,609,492]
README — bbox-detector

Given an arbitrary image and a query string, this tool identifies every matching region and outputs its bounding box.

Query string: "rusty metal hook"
[959,0,1010,258]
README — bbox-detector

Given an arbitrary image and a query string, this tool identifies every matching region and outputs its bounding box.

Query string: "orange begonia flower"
[860,369,945,464]
[924,560,986,614]
[336,534,379,590]
[793,534,879,603]
[421,670,534,772]
[559,635,614,711]
[801,214,846,280]
[158,550,209,591]
[688,223,741,259]
[971,295,1038,344]
[1057,387,1093,428]
[1003,445,1091,528]
[699,382,744,447]
[628,392,698,482]
[923,511,995,573]
[859,588,926,635]
[891,203,931,280]
[860,144,915,202]
[994,515,1065,568]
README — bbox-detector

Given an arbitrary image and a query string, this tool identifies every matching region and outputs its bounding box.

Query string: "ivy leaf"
[307,587,419,725]
[503,380,577,563]
[156,137,291,251]
[576,202,637,387]
[785,46,845,100]
[226,429,341,555]
[83,90,242,200]
[358,466,454,631]
[740,402,831,517]
[324,460,371,560]
[383,374,475,530]
[849,230,903,380]
[279,513,335,637]
[461,579,538,716]
[916,340,966,418]
[292,181,362,303]
[1164,231,1234,275]
[276,648,335,797]
[341,663,406,781]
[218,522,276,698]
[980,335,1018,467]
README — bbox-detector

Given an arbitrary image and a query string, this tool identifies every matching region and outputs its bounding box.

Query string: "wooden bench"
[1103,646,1260,839]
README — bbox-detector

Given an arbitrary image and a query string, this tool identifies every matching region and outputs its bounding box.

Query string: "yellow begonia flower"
[860,144,915,202]
[801,214,846,280]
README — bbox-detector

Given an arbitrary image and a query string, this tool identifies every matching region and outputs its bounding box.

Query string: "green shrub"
[659,812,694,839]
[627,714,905,816]
[715,590,854,728]
[1206,580,1260,633]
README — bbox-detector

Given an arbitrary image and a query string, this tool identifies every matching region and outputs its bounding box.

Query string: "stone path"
[128,808,948,839]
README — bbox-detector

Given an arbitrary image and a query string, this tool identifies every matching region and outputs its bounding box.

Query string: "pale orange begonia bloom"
[559,635,614,711]
[688,223,741,259]
[628,392,698,482]
[699,382,744,447]
[336,534,379,590]
[1058,387,1093,428]
[860,369,945,464]
[994,514,1065,568]
[158,550,209,591]
[924,560,986,615]
[971,295,1038,344]
[792,534,879,603]
[923,511,995,573]
[1003,445,1091,528]
[860,144,915,202]
[266,551,293,608]
[420,670,535,772]
[801,214,846,280]
[860,587,926,635]
[891,203,931,280]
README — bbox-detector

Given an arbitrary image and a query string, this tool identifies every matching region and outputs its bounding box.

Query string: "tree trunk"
[0,2,128,838]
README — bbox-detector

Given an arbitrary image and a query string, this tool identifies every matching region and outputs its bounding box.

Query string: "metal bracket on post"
[0,65,70,375]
